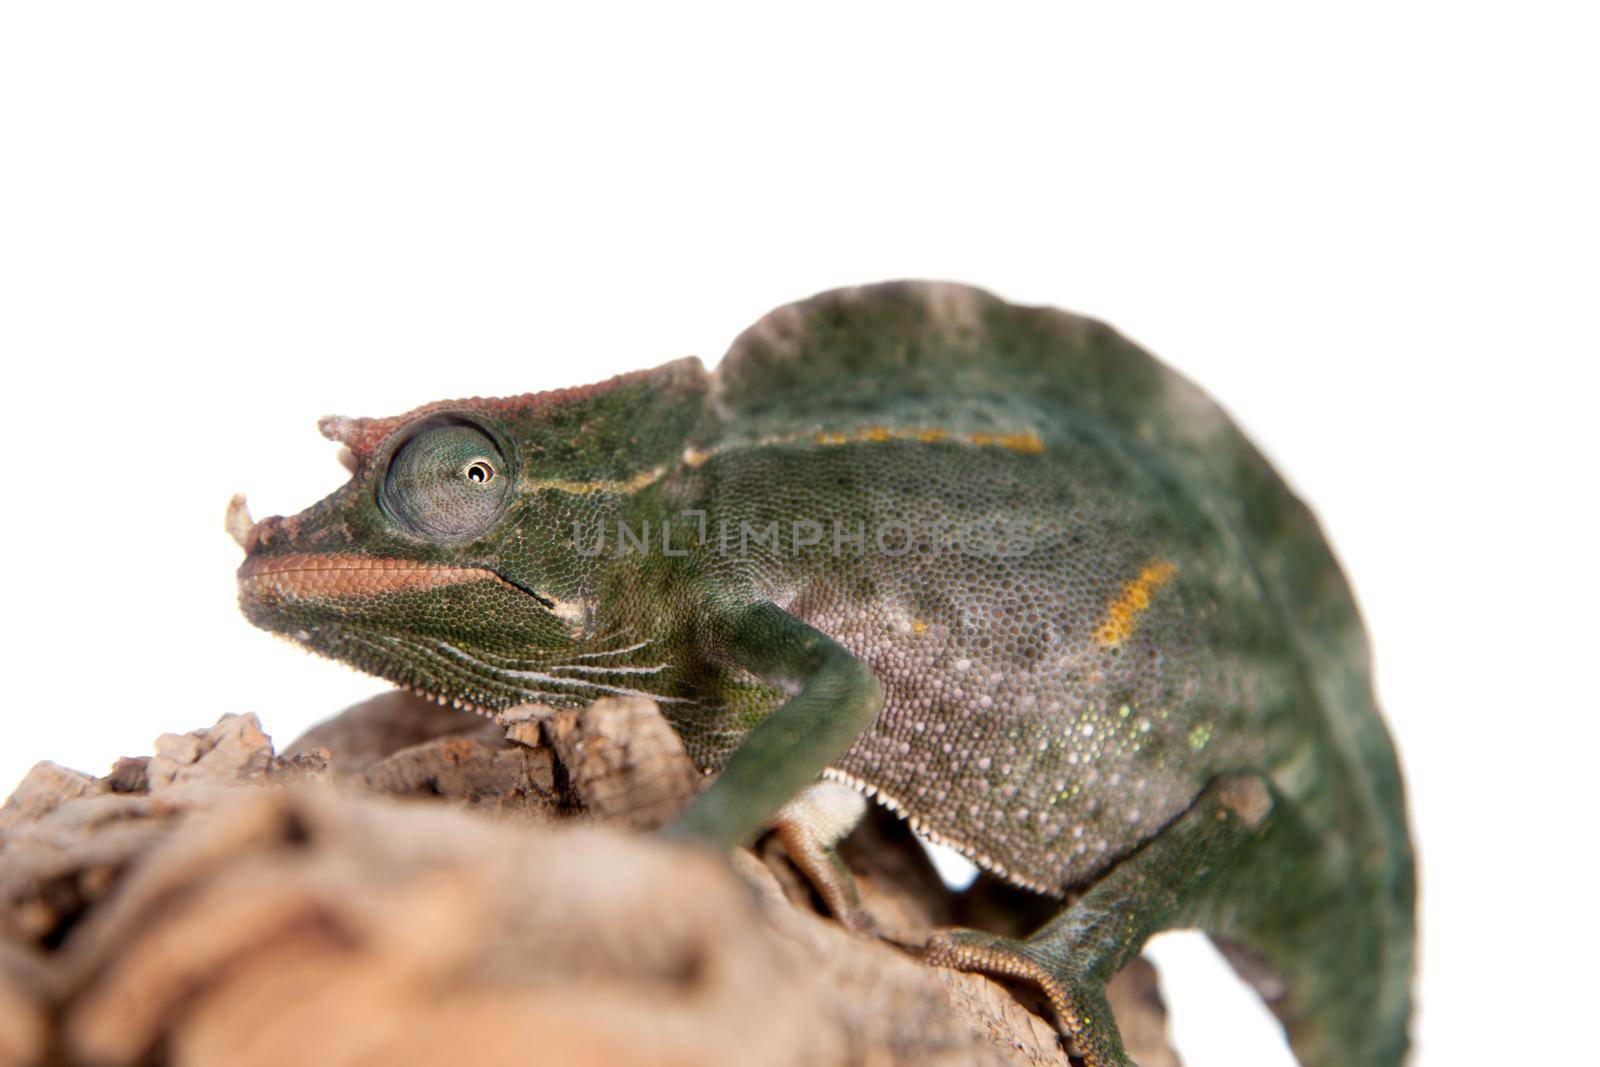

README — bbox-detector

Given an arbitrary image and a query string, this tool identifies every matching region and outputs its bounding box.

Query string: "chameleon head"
[229,358,710,713]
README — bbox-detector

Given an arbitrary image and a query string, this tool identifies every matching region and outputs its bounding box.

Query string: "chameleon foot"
[925,928,1130,1067]
[770,780,872,932]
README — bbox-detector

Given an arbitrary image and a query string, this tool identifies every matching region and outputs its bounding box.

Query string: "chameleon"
[229,282,1415,1066]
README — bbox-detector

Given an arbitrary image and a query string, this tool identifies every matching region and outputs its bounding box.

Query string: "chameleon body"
[233,283,1414,1066]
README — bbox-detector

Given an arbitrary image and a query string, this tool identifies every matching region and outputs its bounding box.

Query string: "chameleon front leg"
[925,772,1332,1067]
[666,600,885,853]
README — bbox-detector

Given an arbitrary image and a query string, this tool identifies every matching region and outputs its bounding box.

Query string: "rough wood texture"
[0,693,1178,1067]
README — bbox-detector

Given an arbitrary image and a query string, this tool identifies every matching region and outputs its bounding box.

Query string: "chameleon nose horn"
[225,494,259,552]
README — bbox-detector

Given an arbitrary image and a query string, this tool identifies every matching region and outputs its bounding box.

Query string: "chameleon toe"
[925,929,1130,1067]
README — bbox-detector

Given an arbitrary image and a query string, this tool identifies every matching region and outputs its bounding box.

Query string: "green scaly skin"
[234,282,1414,1066]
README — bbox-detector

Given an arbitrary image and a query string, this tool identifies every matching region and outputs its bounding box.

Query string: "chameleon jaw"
[237,552,531,600]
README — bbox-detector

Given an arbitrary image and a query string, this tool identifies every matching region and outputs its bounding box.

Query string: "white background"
[2,4,1595,1064]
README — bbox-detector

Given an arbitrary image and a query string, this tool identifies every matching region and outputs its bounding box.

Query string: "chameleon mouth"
[236,553,529,600]
[228,494,555,608]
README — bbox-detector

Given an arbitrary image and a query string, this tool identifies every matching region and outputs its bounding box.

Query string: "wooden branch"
[0,693,1178,1067]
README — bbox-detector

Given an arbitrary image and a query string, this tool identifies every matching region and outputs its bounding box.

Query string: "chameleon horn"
[319,414,375,471]
[317,414,358,444]
[225,493,259,552]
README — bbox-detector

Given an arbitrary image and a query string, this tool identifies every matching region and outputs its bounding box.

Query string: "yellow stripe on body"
[521,426,1046,496]
[521,466,667,495]
[810,425,1044,453]
[1094,559,1178,648]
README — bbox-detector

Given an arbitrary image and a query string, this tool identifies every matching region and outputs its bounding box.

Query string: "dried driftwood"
[0,693,1177,1067]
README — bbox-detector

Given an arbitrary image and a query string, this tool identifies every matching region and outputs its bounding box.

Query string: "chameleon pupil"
[466,461,493,484]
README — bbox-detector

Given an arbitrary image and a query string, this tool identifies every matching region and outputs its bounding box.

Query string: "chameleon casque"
[230,282,1414,1066]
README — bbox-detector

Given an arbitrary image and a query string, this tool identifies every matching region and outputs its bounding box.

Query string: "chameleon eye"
[383,420,512,540]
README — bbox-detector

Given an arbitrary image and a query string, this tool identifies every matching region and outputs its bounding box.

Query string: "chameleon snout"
[228,495,304,626]
[225,494,289,555]
[229,493,537,608]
